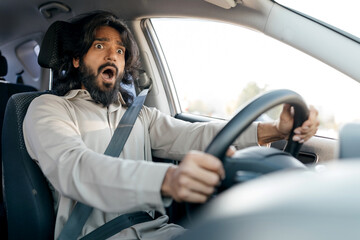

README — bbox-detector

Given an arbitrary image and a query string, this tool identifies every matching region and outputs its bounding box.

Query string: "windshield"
[152,17,360,139]
[276,0,360,39]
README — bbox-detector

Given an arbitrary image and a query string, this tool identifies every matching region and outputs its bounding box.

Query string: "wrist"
[274,120,291,140]
[258,122,287,145]
[161,165,177,197]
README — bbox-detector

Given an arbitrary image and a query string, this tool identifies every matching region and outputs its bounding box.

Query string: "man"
[23,11,319,239]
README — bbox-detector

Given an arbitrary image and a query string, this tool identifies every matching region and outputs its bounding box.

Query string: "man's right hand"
[161,150,225,203]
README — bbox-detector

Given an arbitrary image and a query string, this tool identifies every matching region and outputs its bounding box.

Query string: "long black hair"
[52,11,140,106]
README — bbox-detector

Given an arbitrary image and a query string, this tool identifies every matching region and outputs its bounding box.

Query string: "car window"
[150,18,360,139]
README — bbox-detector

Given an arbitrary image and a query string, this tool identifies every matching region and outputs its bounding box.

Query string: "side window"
[151,18,360,139]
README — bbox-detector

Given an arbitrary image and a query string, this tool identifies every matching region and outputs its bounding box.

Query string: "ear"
[73,58,80,68]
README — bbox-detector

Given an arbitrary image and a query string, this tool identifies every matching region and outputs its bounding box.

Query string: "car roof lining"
[0,0,272,46]
[2,0,360,86]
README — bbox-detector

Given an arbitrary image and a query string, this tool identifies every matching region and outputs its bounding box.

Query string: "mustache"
[97,63,119,77]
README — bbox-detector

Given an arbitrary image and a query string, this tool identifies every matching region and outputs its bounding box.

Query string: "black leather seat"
[2,91,55,239]
[1,21,71,239]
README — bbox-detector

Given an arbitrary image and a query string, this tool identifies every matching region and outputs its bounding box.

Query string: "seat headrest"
[38,21,75,69]
[0,51,8,77]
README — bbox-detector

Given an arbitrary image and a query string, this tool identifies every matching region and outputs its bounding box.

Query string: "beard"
[78,60,124,107]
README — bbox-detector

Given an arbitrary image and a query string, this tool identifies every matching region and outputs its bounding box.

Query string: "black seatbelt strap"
[58,88,151,240]
[81,211,153,240]
[105,89,148,157]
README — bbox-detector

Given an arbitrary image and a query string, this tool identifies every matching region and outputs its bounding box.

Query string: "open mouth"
[100,66,116,83]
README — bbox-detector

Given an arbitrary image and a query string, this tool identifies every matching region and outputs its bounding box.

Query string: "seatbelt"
[81,211,153,240]
[58,88,151,240]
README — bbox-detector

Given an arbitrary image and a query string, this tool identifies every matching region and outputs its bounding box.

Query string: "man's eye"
[95,43,103,49]
[117,49,124,54]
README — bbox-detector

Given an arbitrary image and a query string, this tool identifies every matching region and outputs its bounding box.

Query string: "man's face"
[73,26,126,105]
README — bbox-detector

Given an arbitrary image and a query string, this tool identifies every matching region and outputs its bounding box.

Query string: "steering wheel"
[185,89,309,221]
[206,89,309,159]
[206,89,309,191]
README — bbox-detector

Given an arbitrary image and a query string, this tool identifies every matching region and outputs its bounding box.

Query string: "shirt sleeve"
[23,94,172,214]
[143,107,259,161]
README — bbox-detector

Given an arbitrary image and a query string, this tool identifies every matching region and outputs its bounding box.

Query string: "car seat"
[0,51,8,81]
[0,52,38,164]
[2,91,53,239]
[1,21,73,239]
[0,51,38,239]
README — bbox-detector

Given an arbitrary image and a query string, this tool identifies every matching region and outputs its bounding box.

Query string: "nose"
[105,46,117,62]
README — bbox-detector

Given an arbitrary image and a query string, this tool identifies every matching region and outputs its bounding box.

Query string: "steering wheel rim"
[205,89,309,159]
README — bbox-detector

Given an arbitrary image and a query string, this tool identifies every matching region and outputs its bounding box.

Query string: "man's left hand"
[276,104,319,143]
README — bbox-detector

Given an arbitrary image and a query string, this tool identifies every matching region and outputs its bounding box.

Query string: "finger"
[189,151,225,180]
[302,106,319,127]
[177,174,215,196]
[294,106,319,133]
[280,104,292,119]
[283,103,291,112]
[293,122,311,134]
[180,152,224,188]
[173,165,217,202]
[188,164,222,187]
[298,120,318,132]
[293,125,317,137]
[291,105,319,143]
[226,146,236,157]
[175,187,208,203]
[308,105,319,119]
[292,128,318,143]
[294,118,319,135]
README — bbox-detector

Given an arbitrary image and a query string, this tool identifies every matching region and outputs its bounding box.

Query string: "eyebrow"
[94,37,125,47]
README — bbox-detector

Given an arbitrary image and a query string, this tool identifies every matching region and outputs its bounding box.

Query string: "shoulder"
[31,93,65,104]
[27,93,73,117]
[139,106,168,121]
[139,106,190,129]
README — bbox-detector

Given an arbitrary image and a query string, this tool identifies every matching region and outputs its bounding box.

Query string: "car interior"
[1,0,360,239]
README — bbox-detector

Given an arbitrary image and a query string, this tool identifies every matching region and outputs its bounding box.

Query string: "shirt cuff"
[137,162,173,215]
[233,122,260,149]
